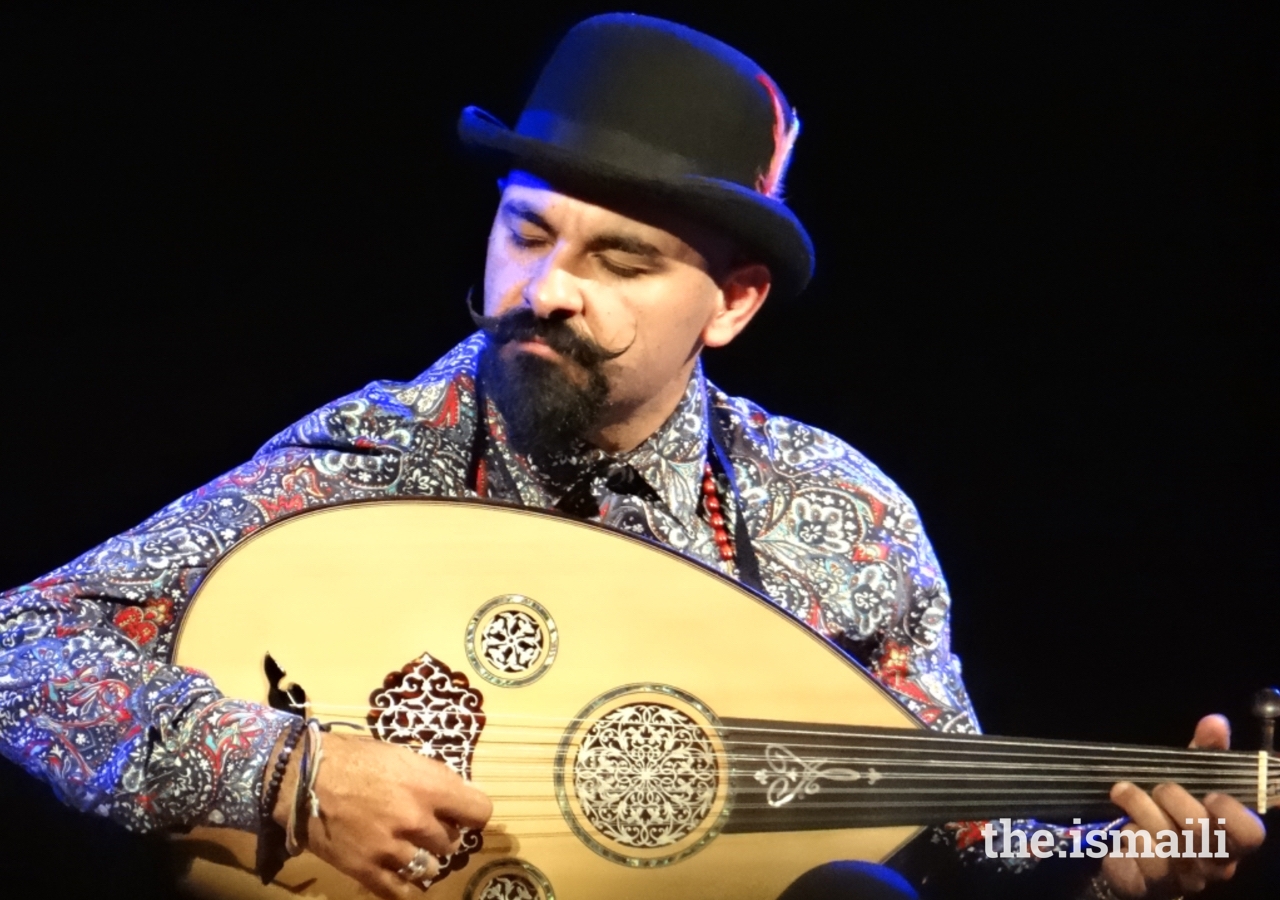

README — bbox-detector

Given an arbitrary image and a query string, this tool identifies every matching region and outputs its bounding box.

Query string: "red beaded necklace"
[701,461,734,564]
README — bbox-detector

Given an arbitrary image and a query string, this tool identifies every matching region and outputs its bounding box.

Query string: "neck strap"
[706,406,764,593]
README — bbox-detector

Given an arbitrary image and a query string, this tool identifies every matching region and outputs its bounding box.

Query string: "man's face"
[480,172,762,454]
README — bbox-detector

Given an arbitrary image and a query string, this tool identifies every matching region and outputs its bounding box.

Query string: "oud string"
[318,782,1264,829]
[356,739,1263,776]
[339,739,1263,783]
[296,701,1257,763]
[322,735,1264,810]
[271,702,1273,812]
[289,715,1267,777]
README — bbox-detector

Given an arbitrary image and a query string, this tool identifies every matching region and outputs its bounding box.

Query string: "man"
[0,13,1264,900]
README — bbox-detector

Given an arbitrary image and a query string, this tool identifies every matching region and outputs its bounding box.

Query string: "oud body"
[172,500,919,898]
[171,500,1275,899]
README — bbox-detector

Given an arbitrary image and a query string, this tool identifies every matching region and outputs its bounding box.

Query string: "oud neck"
[719,720,1278,834]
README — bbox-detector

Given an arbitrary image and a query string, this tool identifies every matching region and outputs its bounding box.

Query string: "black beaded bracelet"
[261,716,305,820]
[255,716,304,884]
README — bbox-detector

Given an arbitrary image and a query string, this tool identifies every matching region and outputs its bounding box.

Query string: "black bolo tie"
[554,459,661,519]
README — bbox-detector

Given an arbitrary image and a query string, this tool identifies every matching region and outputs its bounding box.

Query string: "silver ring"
[396,847,439,883]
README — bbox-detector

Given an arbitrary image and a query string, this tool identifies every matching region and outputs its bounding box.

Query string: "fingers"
[345,846,431,900]
[1112,781,1211,892]
[1149,783,1209,844]
[376,843,443,900]
[1099,828,1150,899]
[1204,792,1267,857]
[363,869,426,900]
[349,840,445,900]
[433,773,494,830]
[1097,718,1259,900]
[298,732,493,896]
[1102,833,1205,900]
[1112,781,1182,885]
[1190,714,1231,750]
[367,867,431,900]
[398,756,490,847]
[1107,780,1266,899]
[390,843,442,882]
[397,814,463,858]
[1156,784,1220,894]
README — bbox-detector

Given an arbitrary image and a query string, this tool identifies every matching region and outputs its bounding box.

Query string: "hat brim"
[458,107,814,299]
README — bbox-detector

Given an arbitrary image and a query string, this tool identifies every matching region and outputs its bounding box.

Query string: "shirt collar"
[606,361,711,525]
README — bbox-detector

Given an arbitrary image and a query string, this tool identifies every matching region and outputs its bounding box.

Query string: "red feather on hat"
[755,73,801,200]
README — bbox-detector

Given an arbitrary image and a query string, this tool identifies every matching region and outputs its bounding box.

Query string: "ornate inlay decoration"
[463,859,554,900]
[555,684,730,866]
[752,743,880,807]
[576,704,718,847]
[466,594,558,687]
[368,652,487,884]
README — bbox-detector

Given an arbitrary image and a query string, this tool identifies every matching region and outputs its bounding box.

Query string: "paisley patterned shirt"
[0,333,1065,877]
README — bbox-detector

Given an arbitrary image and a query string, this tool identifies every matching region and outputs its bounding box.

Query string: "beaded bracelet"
[261,717,305,820]
[255,716,304,884]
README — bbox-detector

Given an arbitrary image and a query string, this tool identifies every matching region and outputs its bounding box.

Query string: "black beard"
[473,308,618,459]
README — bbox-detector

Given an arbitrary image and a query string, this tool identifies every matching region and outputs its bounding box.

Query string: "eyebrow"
[500,200,665,261]
[500,200,555,235]
[584,233,664,260]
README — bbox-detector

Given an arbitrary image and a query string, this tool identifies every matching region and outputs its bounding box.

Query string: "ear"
[702,263,771,348]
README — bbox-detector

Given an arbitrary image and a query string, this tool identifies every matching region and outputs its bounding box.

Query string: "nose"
[523,244,584,319]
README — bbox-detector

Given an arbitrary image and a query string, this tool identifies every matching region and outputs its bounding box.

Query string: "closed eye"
[508,227,550,250]
[596,255,652,279]
[500,200,556,251]
[590,237,665,280]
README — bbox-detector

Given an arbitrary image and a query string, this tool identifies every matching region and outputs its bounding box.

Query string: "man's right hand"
[272,729,493,899]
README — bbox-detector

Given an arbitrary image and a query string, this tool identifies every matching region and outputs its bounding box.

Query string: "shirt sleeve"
[846,484,1107,890]
[0,382,432,834]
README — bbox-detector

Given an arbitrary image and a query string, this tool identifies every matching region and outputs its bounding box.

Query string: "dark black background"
[0,2,1275,897]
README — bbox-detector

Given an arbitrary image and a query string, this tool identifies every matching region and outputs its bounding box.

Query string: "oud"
[171,500,1278,899]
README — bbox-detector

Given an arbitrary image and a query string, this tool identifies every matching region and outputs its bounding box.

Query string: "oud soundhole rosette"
[463,858,555,900]
[555,684,731,866]
[466,594,558,687]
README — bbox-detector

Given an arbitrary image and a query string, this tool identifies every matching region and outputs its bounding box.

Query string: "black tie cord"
[554,460,661,518]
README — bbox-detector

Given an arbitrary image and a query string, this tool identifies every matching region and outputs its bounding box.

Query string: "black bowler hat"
[458,13,815,297]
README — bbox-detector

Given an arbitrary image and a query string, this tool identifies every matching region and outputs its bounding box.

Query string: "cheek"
[650,288,720,355]
[619,292,713,372]
[482,235,522,316]
[585,297,635,347]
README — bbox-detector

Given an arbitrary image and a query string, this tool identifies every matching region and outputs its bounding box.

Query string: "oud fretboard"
[718,720,1273,832]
